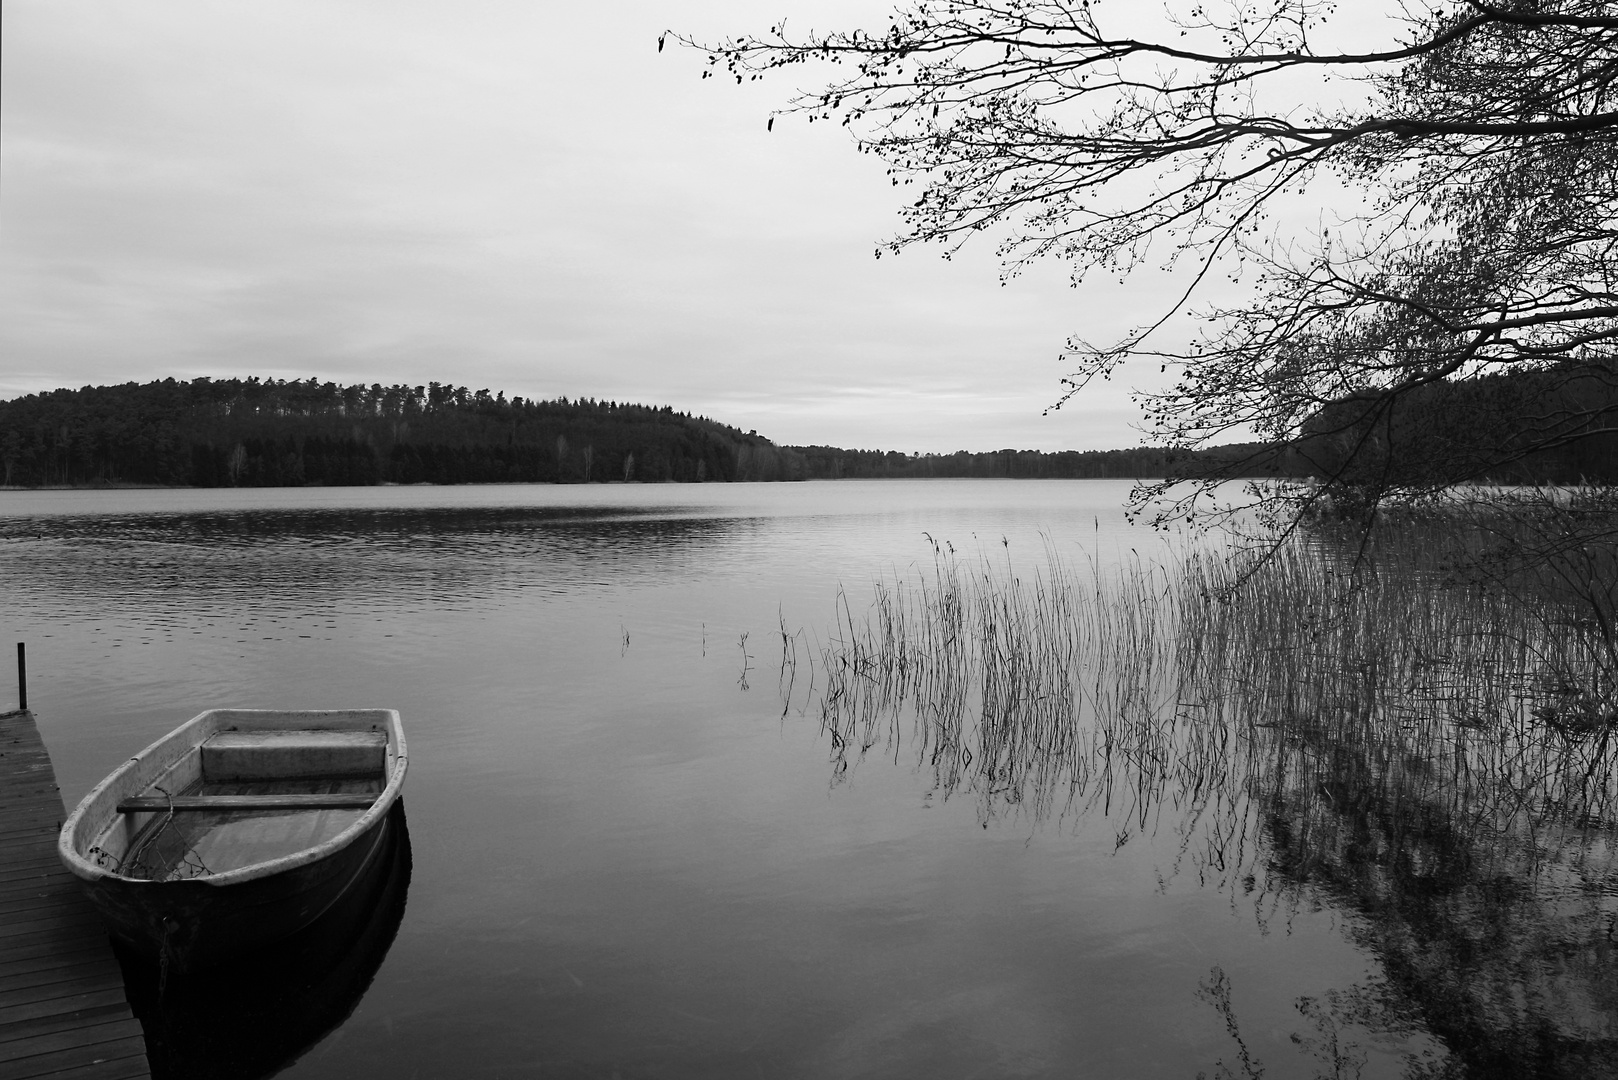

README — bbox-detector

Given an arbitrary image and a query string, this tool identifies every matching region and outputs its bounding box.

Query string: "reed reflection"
[116,803,413,1080]
[799,529,1618,1078]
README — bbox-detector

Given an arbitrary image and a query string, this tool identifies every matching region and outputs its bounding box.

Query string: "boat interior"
[93,729,389,881]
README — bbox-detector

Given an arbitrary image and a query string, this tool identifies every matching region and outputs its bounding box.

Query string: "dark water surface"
[0,480,1489,1077]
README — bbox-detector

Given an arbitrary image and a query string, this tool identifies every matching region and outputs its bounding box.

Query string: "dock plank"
[15,1059,151,1080]
[0,939,108,971]
[0,709,149,1080]
[0,865,68,889]
[0,959,116,997]
[0,883,84,913]
[0,1003,136,1046]
[0,952,114,985]
[0,979,127,1023]
[0,911,108,943]
[1,1034,149,1080]
[1,1018,146,1061]
[0,824,62,842]
[0,879,80,905]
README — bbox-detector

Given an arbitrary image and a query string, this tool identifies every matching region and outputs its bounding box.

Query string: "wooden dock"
[1,709,150,1080]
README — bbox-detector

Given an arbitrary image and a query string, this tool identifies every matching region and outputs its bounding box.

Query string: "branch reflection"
[800,530,1617,1078]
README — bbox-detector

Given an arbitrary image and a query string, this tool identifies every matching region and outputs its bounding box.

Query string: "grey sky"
[2,1,1232,453]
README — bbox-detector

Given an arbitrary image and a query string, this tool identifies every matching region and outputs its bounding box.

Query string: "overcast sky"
[1,1,1314,453]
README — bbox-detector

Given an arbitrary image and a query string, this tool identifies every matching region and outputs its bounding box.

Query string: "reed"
[802,517,1618,1073]
[807,523,1617,837]
[796,511,1618,1076]
[809,537,1191,831]
[799,514,1618,1075]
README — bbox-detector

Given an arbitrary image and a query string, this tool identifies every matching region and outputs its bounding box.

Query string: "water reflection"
[0,504,763,620]
[1259,729,1618,1079]
[807,542,1618,1078]
[0,481,1391,1078]
[116,803,413,1080]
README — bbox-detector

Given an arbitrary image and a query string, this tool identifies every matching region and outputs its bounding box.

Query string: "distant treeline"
[3,371,1611,489]
[0,376,1286,489]
[785,441,1294,481]
[0,378,797,488]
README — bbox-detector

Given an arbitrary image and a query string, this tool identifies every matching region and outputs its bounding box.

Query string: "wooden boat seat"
[201,729,388,782]
[116,792,379,814]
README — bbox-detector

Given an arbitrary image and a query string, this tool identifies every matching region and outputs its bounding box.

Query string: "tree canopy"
[683,0,1618,523]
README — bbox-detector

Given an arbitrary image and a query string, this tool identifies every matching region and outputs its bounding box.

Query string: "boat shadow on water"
[114,801,413,1080]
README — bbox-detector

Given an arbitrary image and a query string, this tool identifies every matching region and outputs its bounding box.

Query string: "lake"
[0,479,1583,1078]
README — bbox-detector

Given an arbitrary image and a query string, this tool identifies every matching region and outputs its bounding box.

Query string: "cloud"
[0,0,1159,452]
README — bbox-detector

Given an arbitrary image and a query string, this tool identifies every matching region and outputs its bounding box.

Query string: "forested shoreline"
[2,373,1614,489]
[0,378,796,488]
[0,377,1288,488]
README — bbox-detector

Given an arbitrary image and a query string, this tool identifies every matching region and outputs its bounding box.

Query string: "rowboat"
[58,708,408,972]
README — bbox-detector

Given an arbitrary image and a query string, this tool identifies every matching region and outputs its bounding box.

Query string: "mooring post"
[16,642,25,712]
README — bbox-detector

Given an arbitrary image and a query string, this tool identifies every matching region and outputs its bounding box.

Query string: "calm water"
[1,480,1461,1077]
